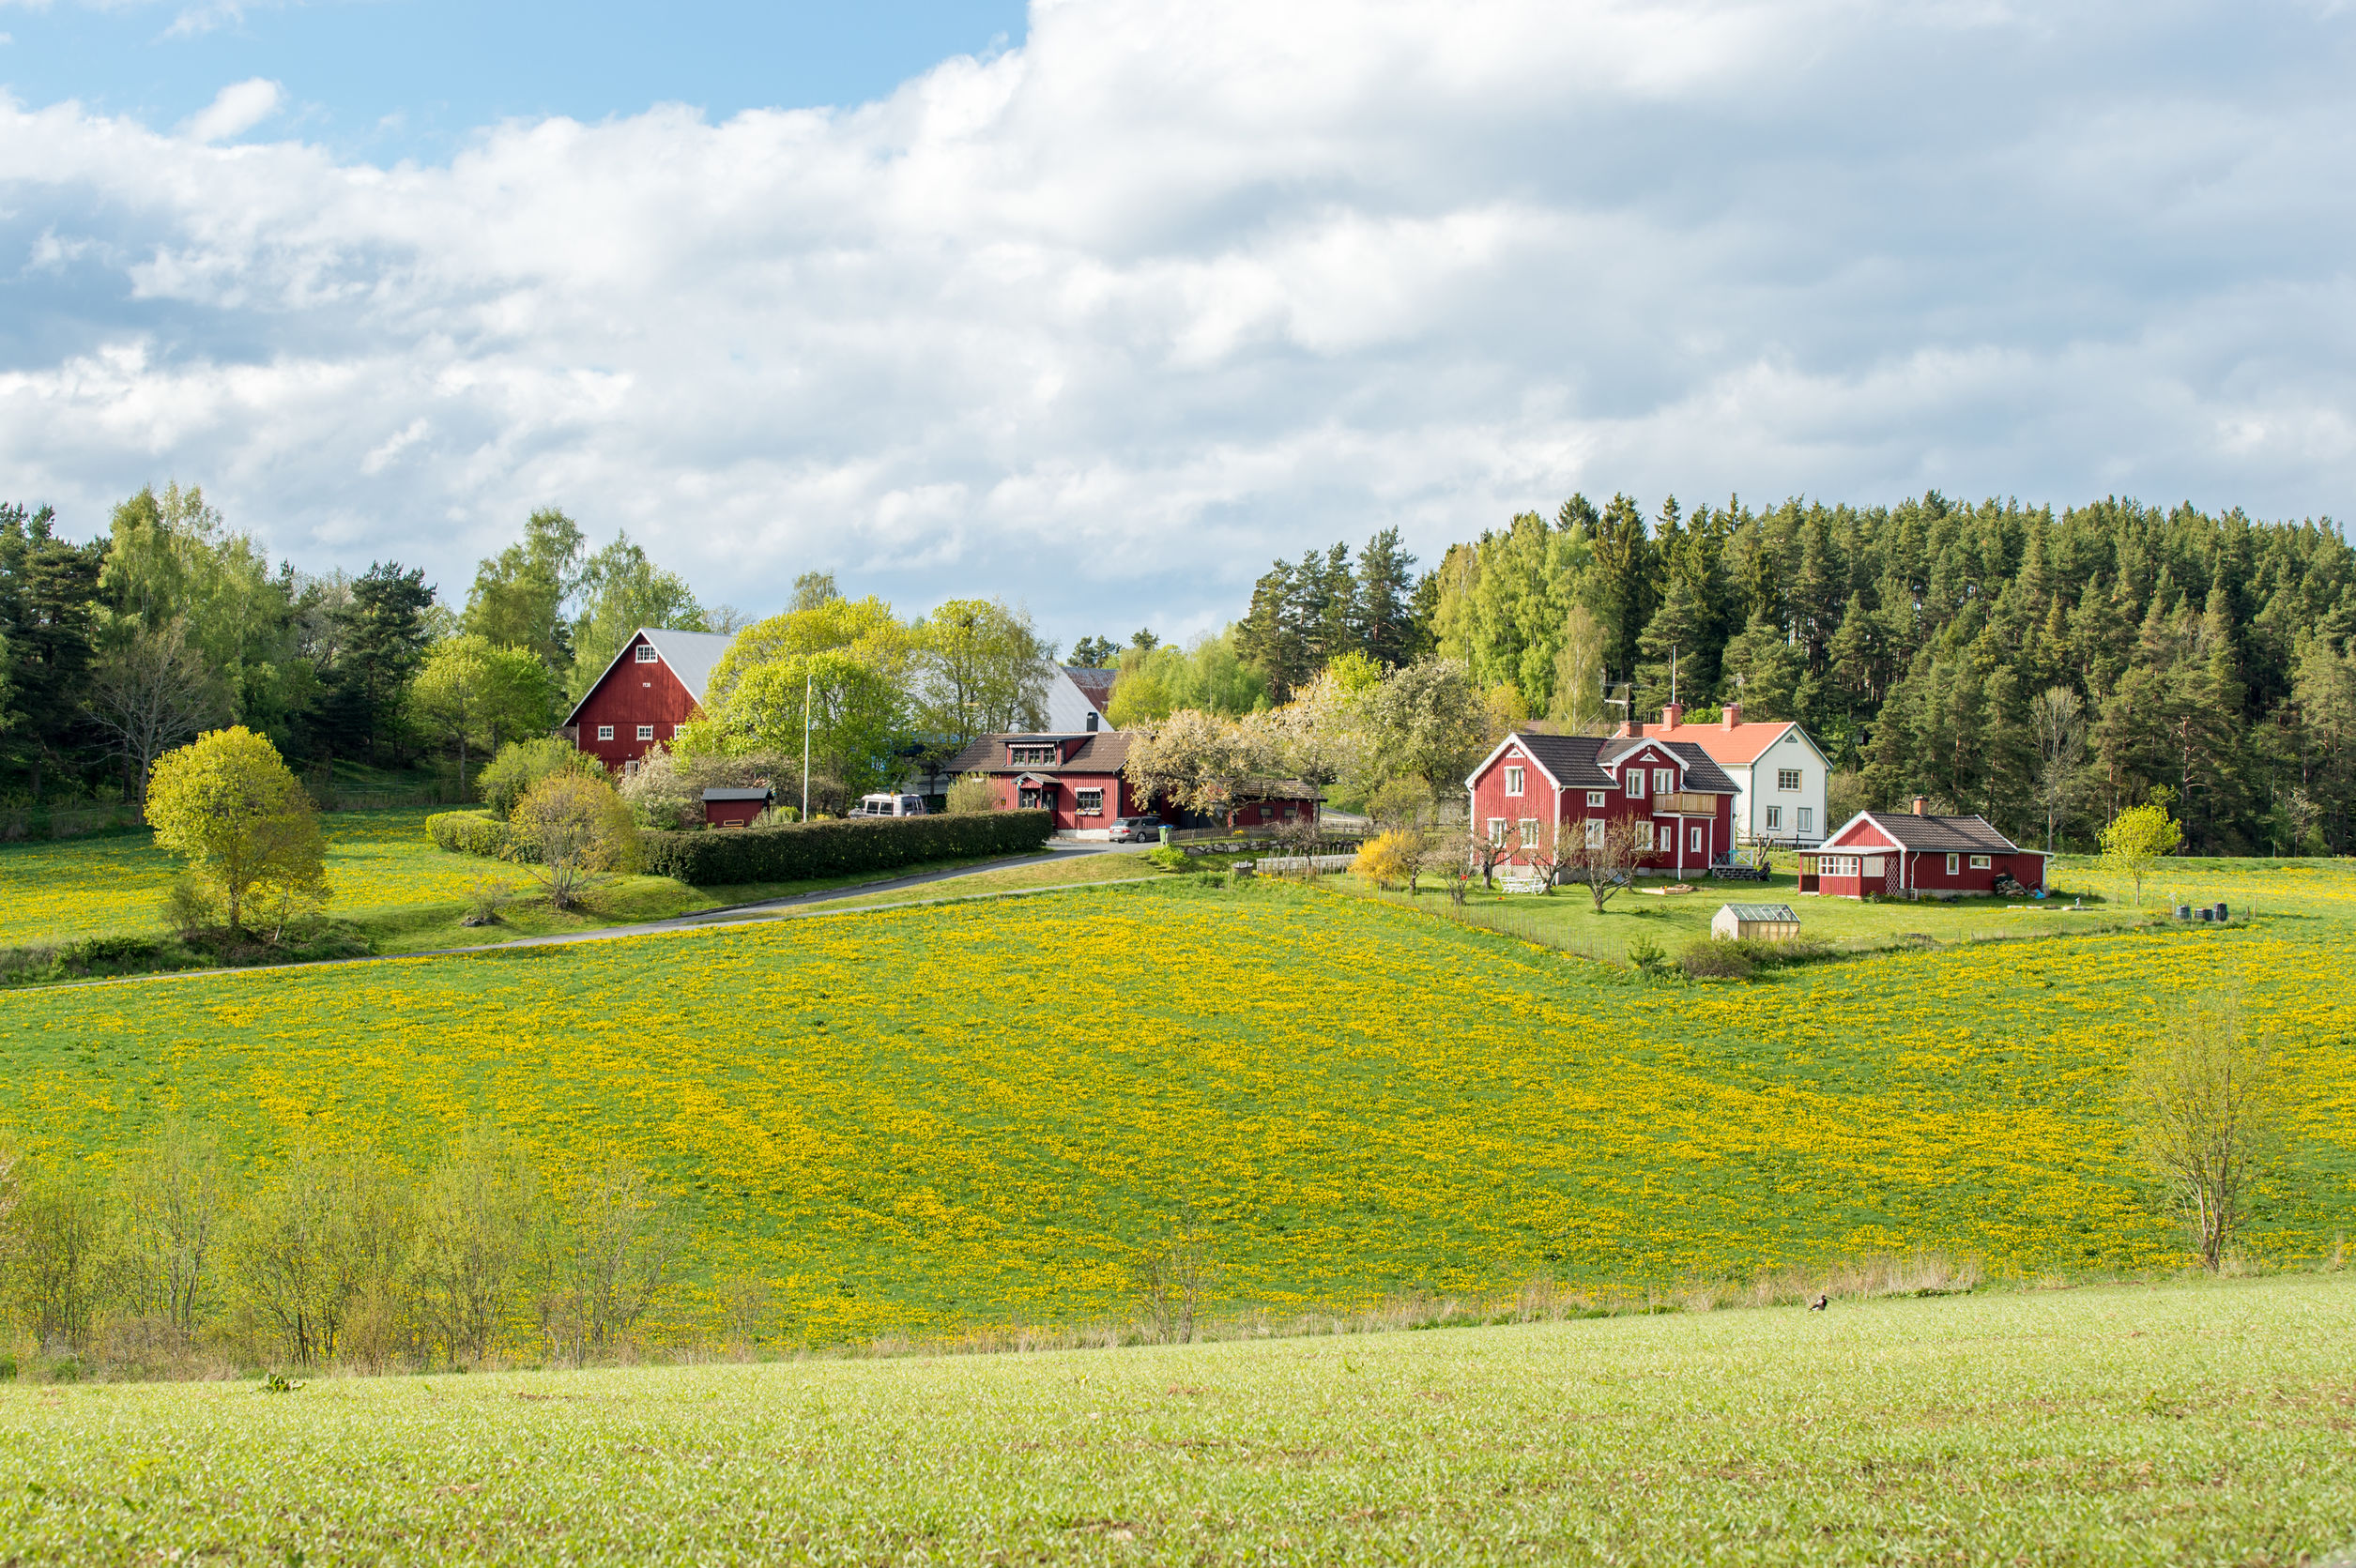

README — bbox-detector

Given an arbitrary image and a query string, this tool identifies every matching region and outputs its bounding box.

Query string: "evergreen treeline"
[1229,494,2356,855]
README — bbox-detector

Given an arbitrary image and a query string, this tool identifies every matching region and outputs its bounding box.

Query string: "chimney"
[1620,718,1641,738]
[1912,795,1928,816]
[1721,702,1742,729]
[1661,703,1684,730]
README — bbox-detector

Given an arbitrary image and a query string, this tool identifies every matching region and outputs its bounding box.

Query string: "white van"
[856,793,929,817]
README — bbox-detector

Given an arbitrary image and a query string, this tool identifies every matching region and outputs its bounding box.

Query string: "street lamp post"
[801,665,813,823]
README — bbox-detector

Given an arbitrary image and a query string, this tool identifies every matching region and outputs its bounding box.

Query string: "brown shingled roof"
[944,732,1136,775]
[1837,811,2029,855]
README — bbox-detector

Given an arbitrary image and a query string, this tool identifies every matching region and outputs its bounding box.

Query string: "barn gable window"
[1504,766,1524,796]
[635,644,659,663]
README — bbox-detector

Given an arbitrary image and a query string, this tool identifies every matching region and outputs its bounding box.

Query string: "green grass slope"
[5,1274,2351,1565]
[6,873,2352,1343]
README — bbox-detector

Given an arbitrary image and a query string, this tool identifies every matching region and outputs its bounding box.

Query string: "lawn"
[1338,850,2338,965]
[3,1273,2351,1565]
[6,872,2350,1345]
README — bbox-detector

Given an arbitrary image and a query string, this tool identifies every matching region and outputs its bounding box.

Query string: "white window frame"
[1487,817,1508,845]
[1584,818,1604,847]
[596,724,614,740]
[635,644,659,663]
[1517,816,1540,846]
[1653,768,1674,795]
[1504,766,1524,797]
[1076,787,1105,815]
[673,723,689,737]
[1797,807,1813,834]
[1765,804,1782,830]
[1970,854,1991,870]
[1626,769,1645,799]
[1689,825,1703,853]
[1586,790,1606,808]
[1778,769,1801,791]
[636,724,654,741]
[1634,821,1654,851]
[1946,853,1961,875]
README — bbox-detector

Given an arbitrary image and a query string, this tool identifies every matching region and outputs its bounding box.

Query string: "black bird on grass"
[1809,1293,1828,1312]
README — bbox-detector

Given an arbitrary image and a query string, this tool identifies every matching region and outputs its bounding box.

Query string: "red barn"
[1804,799,2046,898]
[1462,727,1738,881]
[564,627,738,772]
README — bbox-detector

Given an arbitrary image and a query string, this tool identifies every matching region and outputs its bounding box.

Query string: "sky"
[2,0,2352,651]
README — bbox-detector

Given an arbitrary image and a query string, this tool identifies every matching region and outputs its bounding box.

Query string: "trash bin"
[2174,906,2191,921]
[1159,825,1171,845]
[2214,903,2228,921]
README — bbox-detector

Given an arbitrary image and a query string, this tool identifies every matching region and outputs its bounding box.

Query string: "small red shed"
[702,786,773,829]
[1804,799,2046,898]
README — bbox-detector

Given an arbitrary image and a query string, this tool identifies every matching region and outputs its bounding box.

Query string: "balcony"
[1656,792,1719,816]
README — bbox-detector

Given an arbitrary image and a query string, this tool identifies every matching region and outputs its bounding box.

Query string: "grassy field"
[4,1274,2351,1564]
[6,865,2352,1345]
[1335,851,2326,965]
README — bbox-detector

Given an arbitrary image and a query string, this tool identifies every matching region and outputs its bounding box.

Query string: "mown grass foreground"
[5,1275,2351,1565]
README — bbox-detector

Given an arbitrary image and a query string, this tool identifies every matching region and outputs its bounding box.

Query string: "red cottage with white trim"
[1462,726,1738,880]
[941,732,1157,833]
[1805,799,2047,898]
[564,627,738,772]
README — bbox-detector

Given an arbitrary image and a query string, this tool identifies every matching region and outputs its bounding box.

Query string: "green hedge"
[428,810,514,860]
[638,810,1055,887]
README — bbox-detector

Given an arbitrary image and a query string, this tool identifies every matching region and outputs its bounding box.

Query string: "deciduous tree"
[145,726,329,933]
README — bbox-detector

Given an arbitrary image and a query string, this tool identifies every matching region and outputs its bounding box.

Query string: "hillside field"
[6,860,2354,1344]
[4,1275,2351,1565]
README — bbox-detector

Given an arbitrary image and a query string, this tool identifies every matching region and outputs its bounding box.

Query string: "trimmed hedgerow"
[638,811,1055,887]
[428,810,515,860]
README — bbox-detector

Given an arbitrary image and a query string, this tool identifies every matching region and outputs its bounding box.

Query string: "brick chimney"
[1660,703,1685,730]
[1620,717,1641,738]
[1913,795,1928,816]
[1721,702,1742,729]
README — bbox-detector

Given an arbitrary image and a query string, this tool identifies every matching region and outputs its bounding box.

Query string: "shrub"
[460,877,514,927]
[1146,845,1192,874]
[945,772,999,815]
[145,726,328,935]
[478,738,607,819]
[637,810,1054,886]
[1626,932,1670,977]
[161,873,219,934]
[510,774,639,910]
[428,810,514,860]
[1678,938,1755,980]
[1353,830,1423,891]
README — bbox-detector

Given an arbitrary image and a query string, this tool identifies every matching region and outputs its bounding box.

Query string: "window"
[1518,816,1540,845]
[1584,818,1604,847]
[1822,855,1859,876]
[1778,769,1801,791]
[1797,807,1813,834]
[1008,743,1058,765]
[1586,790,1606,808]
[1634,821,1654,850]
[1626,769,1646,798]
[635,644,659,663]
[596,724,614,740]
[1504,766,1524,797]
[1946,853,1960,875]
[1076,788,1104,815]
[1689,825,1704,853]
[1487,817,1508,845]
[673,723,689,737]
[1970,854,1991,870]
[1653,768,1674,795]
[636,724,654,741]
[1765,804,1782,830]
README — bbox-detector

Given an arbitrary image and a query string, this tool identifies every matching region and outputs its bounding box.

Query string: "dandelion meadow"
[6,875,2352,1344]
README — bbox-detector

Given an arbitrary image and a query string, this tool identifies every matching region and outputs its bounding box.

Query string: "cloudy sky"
[2,1,2350,648]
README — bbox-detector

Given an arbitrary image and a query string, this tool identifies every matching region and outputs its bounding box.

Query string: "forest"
[1214,495,2356,854]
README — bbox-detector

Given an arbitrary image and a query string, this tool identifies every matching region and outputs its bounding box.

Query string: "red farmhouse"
[1463,728,1738,880]
[1804,800,2046,898]
[943,732,1156,833]
[564,627,738,772]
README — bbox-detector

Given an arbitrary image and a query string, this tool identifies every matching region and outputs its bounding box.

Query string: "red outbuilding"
[940,731,1321,836]
[1462,727,1739,882]
[1803,799,2046,898]
[564,627,738,772]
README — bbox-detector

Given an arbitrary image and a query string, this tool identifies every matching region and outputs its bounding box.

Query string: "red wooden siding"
[574,632,700,769]
[1466,741,1731,875]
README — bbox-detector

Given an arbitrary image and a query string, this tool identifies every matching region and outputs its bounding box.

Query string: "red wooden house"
[941,732,1156,833]
[1804,799,2046,898]
[1462,727,1738,881]
[563,627,738,772]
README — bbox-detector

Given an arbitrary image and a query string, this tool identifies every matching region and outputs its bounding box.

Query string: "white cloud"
[1,0,2353,640]
[179,77,283,143]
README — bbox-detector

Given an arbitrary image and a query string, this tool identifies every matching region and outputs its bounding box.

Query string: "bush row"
[428,810,515,860]
[638,810,1056,887]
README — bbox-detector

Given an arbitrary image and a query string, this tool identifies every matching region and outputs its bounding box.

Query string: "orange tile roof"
[1644,716,1799,766]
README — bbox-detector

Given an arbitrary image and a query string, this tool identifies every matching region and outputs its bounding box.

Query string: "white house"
[1640,703,1831,847]
[1044,666,1117,734]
